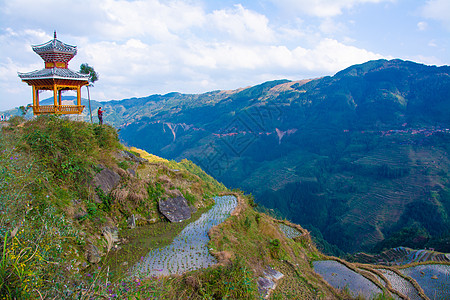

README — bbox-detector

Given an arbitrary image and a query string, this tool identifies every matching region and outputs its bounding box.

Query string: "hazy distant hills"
[10,59,450,254]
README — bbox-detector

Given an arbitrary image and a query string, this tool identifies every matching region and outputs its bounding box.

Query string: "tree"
[19,105,31,116]
[79,63,99,123]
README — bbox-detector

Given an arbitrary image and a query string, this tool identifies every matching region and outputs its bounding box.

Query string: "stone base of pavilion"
[32,105,85,115]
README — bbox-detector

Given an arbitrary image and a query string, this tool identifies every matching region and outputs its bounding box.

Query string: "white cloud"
[303,38,386,71]
[97,0,206,41]
[421,0,450,30]
[208,4,276,43]
[67,30,385,105]
[417,21,428,31]
[271,0,394,18]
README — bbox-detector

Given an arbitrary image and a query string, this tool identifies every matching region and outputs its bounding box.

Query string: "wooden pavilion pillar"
[77,85,81,107]
[35,87,39,107]
[53,84,57,107]
[32,86,36,107]
[58,90,62,106]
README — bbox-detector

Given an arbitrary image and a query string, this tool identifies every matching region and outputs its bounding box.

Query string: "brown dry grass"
[111,188,129,204]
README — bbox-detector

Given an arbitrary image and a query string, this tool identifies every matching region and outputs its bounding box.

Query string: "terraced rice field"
[316,261,450,299]
[390,247,450,265]
[378,269,422,300]
[278,223,302,239]
[313,260,382,298]
[132,195,237,277]
[366,272,401,300]
[400,264,450,300]
[390,247,434,265]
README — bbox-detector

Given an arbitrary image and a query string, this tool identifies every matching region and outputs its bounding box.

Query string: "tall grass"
[0,116,121,298]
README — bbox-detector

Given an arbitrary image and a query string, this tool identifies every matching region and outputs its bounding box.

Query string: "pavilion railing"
[32,105,85,115]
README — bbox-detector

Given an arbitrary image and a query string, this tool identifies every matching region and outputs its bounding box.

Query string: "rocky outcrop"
[119,150,147,164]
[257,266,284,299]
[92,166,121,194]
[127,214,136,229]
[87,244,101,264]
[158,196,191,222]
[91,165,121,202]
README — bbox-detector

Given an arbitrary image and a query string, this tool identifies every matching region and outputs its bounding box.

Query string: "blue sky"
[0,0,449,111]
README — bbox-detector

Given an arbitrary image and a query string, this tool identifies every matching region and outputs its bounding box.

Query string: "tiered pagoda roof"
[18,66,88,81]
[32,36,77,63]
[18,31,89,82]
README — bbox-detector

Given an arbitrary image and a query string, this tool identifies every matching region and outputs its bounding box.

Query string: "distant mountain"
[8,59,450,254]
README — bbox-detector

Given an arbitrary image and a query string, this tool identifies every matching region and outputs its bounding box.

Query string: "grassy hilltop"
[0,116,343,299]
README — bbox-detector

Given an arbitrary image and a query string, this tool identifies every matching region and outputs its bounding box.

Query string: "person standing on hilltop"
[97,107,104,125]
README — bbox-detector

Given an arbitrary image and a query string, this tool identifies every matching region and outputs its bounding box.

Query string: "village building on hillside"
[18,31,89,115]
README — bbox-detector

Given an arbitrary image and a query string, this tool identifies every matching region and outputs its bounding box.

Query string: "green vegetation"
[192,256,257,299]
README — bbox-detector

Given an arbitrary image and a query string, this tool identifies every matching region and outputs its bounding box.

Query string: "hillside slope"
[1,116,343,299]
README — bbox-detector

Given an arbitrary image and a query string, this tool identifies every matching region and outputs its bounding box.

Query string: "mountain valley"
[104,59,450,255]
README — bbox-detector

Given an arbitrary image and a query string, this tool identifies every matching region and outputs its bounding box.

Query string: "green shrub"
[19,116,120,194]
[255,214,261,224]
[93,124,119,149]
[269,239,281,259]
[243,216,252,229]
[148,182,165,202]
[183,191,197,205]
[0,206,82,299]
[95,187,112,212]
[117,160,130,171]
[86,201,98,217]
[246,193,257,207]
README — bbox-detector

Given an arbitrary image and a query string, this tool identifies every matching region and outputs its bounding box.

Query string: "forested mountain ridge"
[105,59,450,254]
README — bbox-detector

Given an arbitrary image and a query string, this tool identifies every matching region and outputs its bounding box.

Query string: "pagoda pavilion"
[18,32,89,115]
